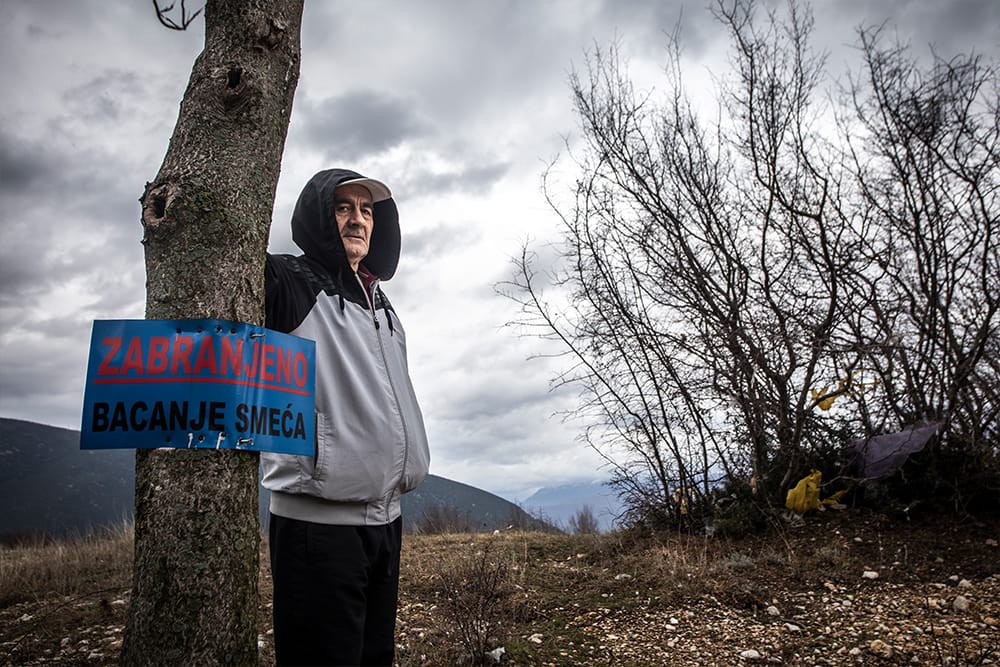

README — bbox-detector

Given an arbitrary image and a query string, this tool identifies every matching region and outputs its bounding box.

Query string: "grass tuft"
[0,519,133,606]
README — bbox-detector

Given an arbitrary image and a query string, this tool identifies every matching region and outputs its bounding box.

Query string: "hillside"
[0,418,549,541]
[0,419,133,541]
[1,510,997,665]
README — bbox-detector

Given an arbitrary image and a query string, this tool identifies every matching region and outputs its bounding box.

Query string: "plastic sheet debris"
[850,422,942,480]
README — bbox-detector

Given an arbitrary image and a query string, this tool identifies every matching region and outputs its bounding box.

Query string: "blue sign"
[81,319,315,455]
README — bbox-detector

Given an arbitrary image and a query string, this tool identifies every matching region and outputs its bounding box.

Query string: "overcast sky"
[1,0,996,502]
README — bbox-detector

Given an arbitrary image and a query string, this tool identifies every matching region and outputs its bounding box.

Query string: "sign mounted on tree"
[81,319,315,454]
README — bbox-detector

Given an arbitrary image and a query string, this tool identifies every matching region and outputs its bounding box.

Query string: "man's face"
[333,183,374,272]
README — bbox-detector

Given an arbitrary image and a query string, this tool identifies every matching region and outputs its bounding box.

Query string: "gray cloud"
[2,0,997,500]
[820,0,1000,53]
[297,90,432,161]
[0,130,54,194]
[395,160,510,200]
[61,69,145,124]
[402,221,481,264]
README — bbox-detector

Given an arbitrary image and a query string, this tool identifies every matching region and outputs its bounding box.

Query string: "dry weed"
[0,520,133,605]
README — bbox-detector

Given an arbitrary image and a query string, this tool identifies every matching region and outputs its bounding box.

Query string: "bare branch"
[152,0,203,31]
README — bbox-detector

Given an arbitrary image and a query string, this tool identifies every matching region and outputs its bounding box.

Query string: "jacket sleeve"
[265,254,317,334]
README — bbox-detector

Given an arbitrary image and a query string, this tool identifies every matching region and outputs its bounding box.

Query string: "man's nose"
[346,204,364,223]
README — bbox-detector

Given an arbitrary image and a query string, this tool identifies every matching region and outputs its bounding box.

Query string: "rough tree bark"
[121,2,302,664]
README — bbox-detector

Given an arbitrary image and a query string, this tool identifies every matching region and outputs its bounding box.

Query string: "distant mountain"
[0,419,134,541]
[401,474,552,533]
[0,418,548,541]
[522,479,625,532]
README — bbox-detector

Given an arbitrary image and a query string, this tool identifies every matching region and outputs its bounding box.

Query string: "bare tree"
[503,0,998,521]
[121,2,302,664]
[568,504,601,534]
[843,27,1000,480]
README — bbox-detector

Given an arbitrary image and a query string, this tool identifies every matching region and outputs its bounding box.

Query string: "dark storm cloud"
[0,130,67,303]
[0,330,88,427]
[0,129,57,194]
[0,117,146,306]
[424,161,509,195]
[821,0,1000,55]
[395,160,511,200]
[297,91,432,161]
[0,224,52,305]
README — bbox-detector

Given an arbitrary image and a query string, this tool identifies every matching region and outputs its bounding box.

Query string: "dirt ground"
[1,509,997,666]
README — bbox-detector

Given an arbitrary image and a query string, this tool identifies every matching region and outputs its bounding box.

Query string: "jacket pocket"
[310,411,331,482]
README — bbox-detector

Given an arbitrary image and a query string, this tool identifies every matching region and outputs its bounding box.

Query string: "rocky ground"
[1,509,997,665]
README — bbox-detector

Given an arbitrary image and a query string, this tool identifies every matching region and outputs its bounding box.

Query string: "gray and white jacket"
[260,168,430,526]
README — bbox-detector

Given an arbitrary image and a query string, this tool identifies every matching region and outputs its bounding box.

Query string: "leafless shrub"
[568,504,601,535]
[435,539,517,664]
[413,504,475,535]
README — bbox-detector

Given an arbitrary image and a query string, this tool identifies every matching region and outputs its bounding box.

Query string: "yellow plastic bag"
[785,469,822,513]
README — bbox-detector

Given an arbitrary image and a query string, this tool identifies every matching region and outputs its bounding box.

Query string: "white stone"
[614,573,632,581]
[958,579,973,589]
[953,595,970,613]
[739,649,762,660]
[766,605,780,616]
[862,570,879,579]
[783,623,801,632]
[528,633,544,644]
[487,646,506,663]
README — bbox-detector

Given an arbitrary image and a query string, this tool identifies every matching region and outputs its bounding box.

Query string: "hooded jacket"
[260,168,430,526]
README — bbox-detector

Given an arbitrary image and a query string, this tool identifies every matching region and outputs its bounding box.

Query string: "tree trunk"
[121,2,302,664]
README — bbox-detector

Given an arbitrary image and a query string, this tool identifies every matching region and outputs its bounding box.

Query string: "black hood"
[290,168,401,280]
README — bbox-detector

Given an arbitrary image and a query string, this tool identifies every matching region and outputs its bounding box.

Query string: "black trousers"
[269,513,402,667]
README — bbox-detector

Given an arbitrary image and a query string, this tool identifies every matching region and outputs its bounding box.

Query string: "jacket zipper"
[356,273,411,500]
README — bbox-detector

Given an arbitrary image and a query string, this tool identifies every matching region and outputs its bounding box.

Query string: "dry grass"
[2,511,998,666]
[0,520,133,607]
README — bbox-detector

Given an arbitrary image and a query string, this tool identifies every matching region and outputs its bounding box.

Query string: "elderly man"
[261,168,431,666]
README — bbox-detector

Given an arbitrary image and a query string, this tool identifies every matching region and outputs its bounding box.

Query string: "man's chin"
[345,254,368,271]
